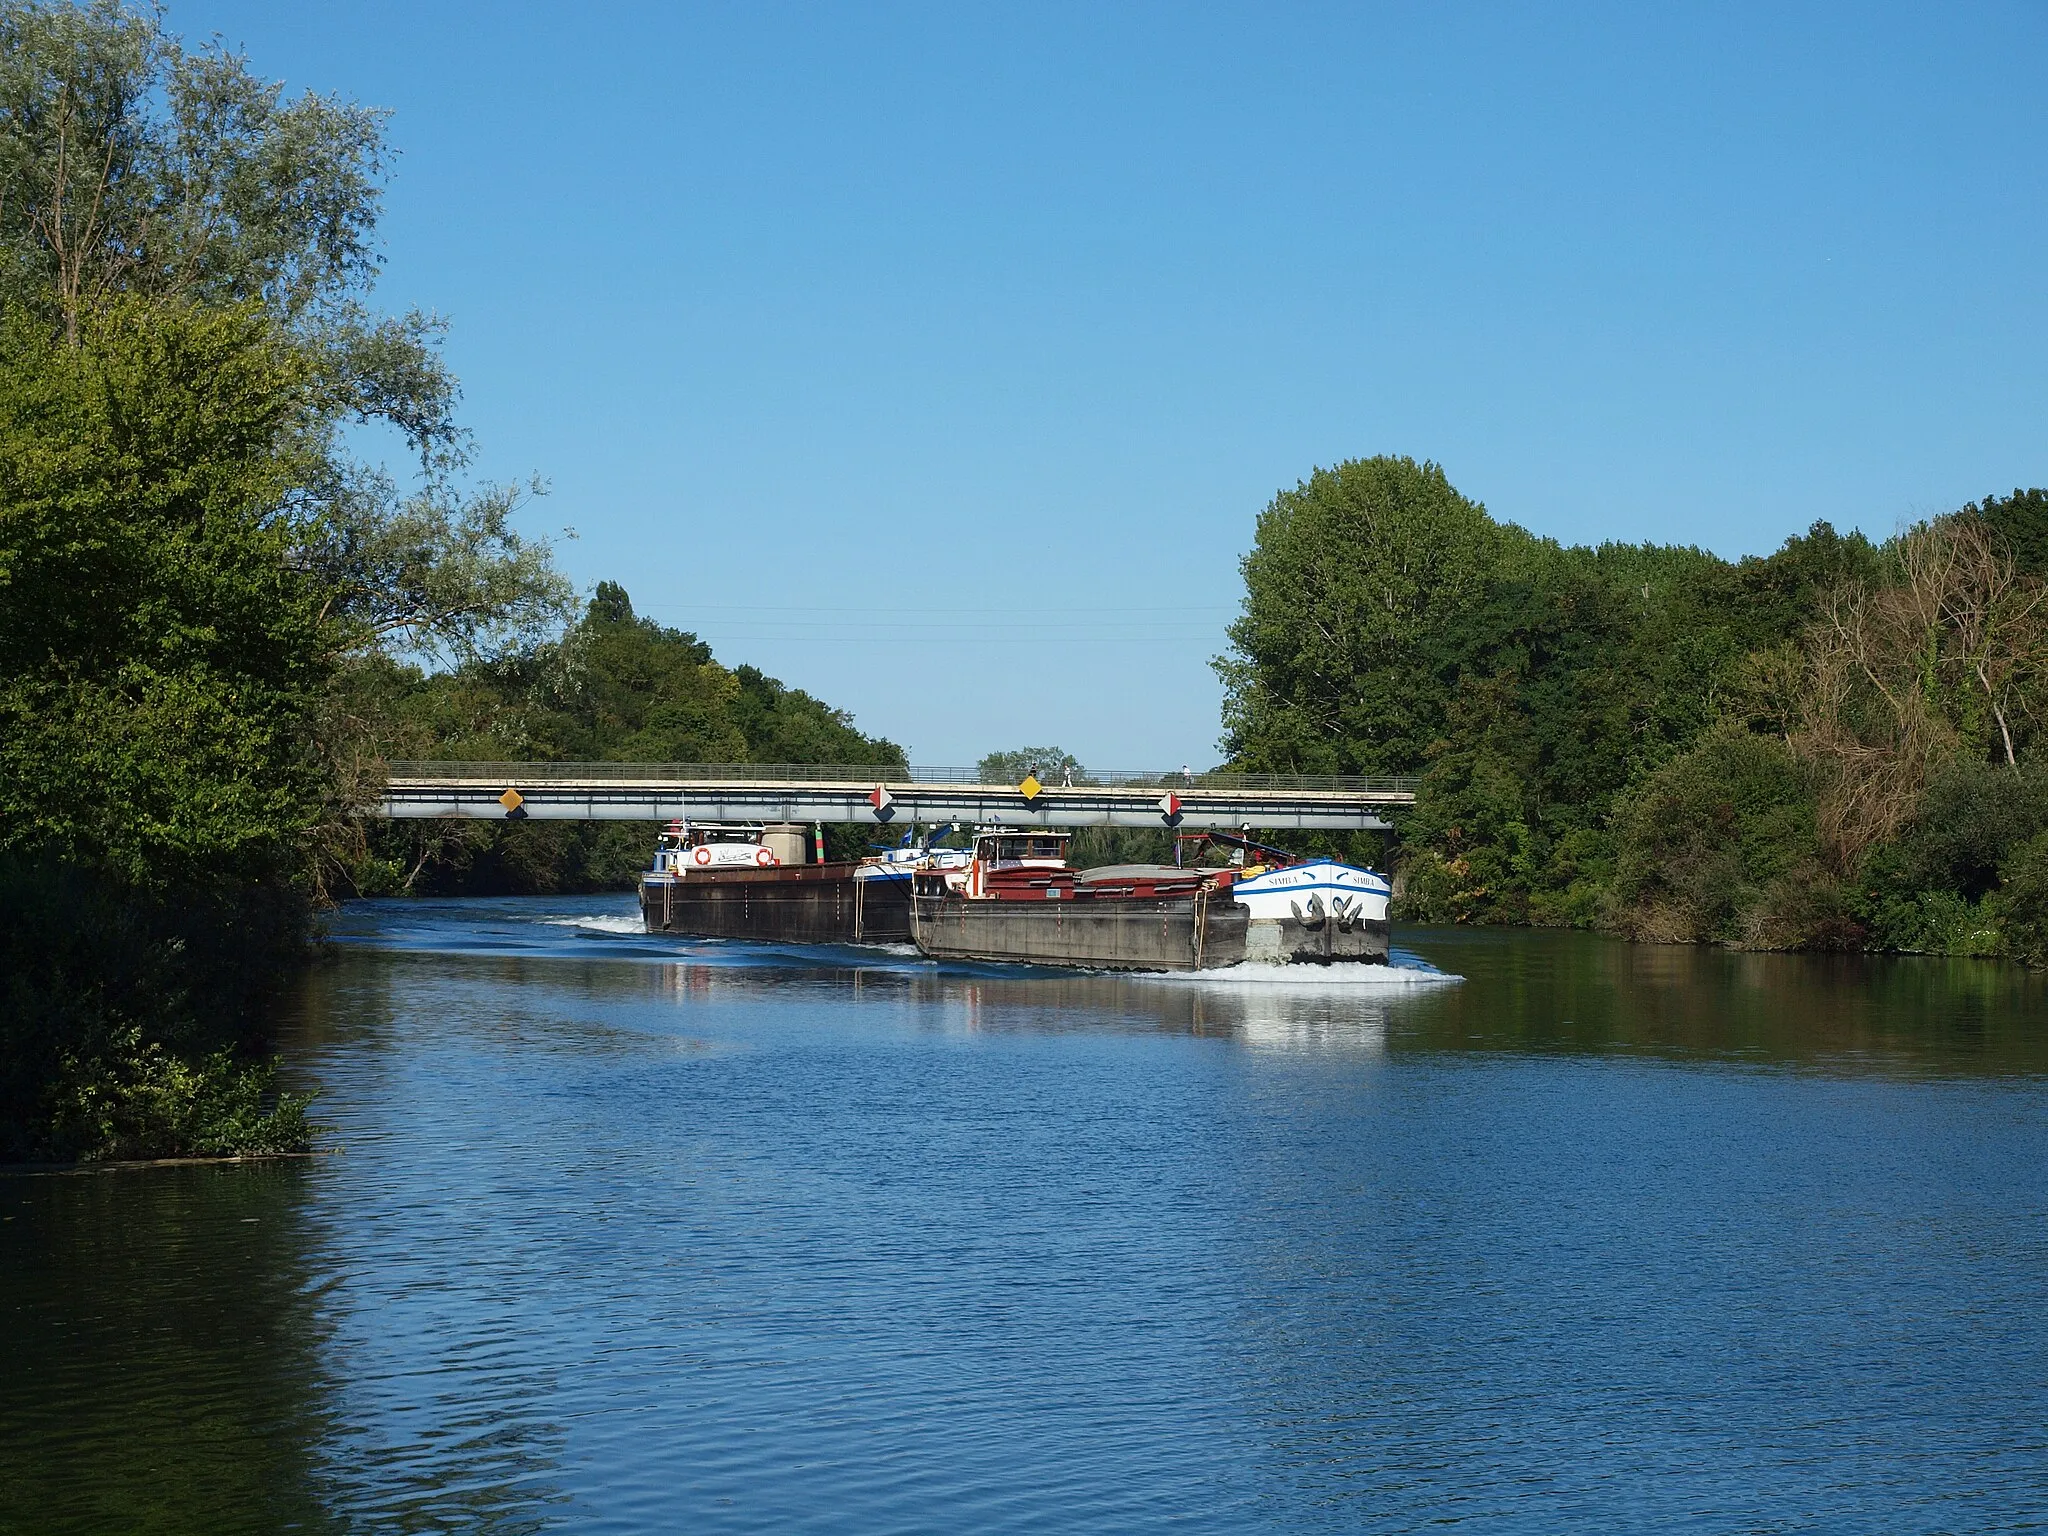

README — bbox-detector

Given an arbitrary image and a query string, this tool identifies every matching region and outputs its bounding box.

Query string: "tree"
[0,1,572,1155]
[1217,456,1526,775]
[0,299,322,885]
[1605,726,1833,947]
[1968,488,2048,581]
[1792,515,2048,870]
[0,297,323,1157]
[0,0,569,676]
[1,1,422,413]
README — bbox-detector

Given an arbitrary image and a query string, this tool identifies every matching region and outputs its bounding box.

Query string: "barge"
[638,821,969,945]
[908,830,1390,972]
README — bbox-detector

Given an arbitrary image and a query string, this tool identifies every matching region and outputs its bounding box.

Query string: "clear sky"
[184,1,2048,768]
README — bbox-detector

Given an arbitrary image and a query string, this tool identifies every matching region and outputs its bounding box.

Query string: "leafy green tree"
[0,297,321,1158]
[733,665,905,767]
[0,0,437,428]
[1218,456,1526,775]
[1991,830,2048,966]
[0,0,570,676]
[1214,453,1956,937]
[1604,727,1831,946]
[0,300,322,886]
[1969,488,2048,580]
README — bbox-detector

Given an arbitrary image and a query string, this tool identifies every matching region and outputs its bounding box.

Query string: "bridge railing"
[381,761,1421,796]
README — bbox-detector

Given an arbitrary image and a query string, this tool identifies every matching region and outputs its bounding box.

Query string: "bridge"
[376,762,1416,831]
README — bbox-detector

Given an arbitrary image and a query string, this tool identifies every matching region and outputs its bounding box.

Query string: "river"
[5,896,2048,1533]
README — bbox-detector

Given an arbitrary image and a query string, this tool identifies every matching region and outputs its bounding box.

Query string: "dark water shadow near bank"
[0,1162,344,1535]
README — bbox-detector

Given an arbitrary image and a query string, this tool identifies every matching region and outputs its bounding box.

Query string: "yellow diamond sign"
[498,787,525,812]
[1018,773,1043,801]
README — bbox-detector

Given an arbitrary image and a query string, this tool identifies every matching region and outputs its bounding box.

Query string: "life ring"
[755,846,777,866]
[692,846,712,866]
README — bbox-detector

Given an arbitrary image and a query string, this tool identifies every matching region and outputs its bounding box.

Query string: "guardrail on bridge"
[381,761,1419,795]
[372,761,1415,831]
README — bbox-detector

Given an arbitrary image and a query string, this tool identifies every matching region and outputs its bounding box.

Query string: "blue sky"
[187,2,2048,766]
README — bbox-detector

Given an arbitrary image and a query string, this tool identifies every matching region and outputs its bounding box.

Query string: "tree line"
[1219,456,2048,962]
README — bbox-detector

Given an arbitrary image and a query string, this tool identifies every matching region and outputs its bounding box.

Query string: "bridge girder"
[376,781,1401,832]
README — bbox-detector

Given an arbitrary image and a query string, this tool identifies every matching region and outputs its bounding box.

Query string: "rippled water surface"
[7,898,2048,1533]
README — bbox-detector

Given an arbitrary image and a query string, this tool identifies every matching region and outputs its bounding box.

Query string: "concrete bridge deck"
[376,762,1416,832]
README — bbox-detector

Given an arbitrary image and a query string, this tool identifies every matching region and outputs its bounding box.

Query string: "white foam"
[541,914,646,936]
[1135,962,1462,990]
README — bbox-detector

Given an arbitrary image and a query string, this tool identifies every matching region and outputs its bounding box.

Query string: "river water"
[5,897,2048,1533]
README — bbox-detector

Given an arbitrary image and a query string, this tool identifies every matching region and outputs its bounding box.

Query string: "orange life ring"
[692,846,712,866]
[755,847,776,866]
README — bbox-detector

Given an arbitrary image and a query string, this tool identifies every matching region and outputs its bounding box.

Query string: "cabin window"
[979,835,1068,861]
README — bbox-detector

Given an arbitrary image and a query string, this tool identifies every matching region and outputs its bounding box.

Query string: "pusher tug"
[638,819,971,945]
[908,829,1390,972]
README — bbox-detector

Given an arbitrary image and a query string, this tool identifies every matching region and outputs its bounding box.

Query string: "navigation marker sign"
[1158,791,1183,825]
[869,785,897,822]
[499,787,526,819]
[1018,774,1043,801]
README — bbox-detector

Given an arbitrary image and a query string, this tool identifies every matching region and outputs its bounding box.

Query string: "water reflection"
[285,963,577,1533]
[320,903,2048,1077]
[359,949,1421,1056]
[1396,925,2048,1075]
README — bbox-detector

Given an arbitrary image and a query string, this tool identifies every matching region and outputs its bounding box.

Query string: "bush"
[1393,849,1460,923]
[0,858,314,1161]
[1606,727,1829,945]
[1885,758,2048,901]
[44,1043,314,1163]
[1993,830,2048,967]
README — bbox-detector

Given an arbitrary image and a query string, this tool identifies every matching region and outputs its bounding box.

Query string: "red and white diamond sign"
[1158,792,1182,821]
[869,785,895,820]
